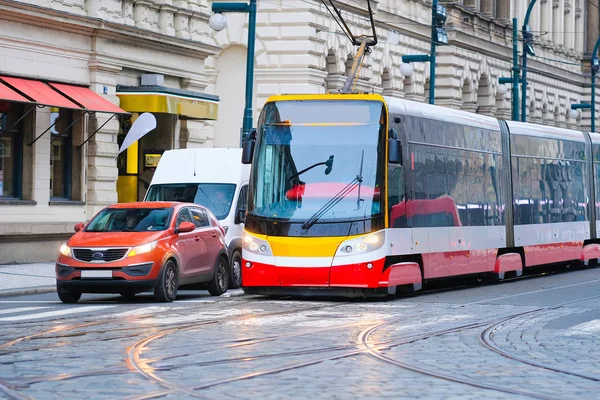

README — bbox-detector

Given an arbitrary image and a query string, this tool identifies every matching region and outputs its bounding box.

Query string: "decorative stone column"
[541,0,553,46]
[552,0,564,47]
[463,0,480,12]
[174,10,192,39]
[122,0,135,26]
[564,0,575,51]
[575,0,584,54]
[159,6,176,36]
[495,0,511,24]
[586,0,600,54]
[480,0,494,17]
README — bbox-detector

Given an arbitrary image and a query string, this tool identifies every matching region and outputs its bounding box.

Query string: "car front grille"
[72,248,129,263]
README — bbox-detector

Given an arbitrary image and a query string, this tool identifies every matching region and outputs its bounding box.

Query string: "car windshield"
[249,100,385,224]
[145,183,236,220]
[85,208,173,232]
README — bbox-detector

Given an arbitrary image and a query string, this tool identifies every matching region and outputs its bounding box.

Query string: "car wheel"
[208,256,229,296]
[154,259,179,302]
[57,289,81,304]
[229,250,242,289]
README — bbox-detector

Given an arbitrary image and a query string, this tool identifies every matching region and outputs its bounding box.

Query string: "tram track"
[0,301,355,389]
[479,306,600,382]
[360,293,600,399]
[124,280,600,399]
[3,274,600,399]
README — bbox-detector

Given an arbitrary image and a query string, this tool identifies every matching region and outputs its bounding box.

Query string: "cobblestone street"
[1,267,600,399]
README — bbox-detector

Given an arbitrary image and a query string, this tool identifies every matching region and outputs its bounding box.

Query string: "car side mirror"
[235,209,246,224]
[74,223,84,232]
[175,221,195,234]
[242,129,257,164]
[388,128,402,165]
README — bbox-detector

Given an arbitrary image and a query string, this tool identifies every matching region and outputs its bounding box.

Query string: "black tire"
[229,250,242,289]
[57,289,81,304]
[208,256,229,296]
[154,259,179,302]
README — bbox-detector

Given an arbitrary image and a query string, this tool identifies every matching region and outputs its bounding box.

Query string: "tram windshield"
[249,100,385,224]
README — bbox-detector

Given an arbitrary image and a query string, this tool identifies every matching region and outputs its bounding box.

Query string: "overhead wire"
[260,0,585,68]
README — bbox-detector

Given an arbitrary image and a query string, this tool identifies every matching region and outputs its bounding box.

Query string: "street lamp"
[400,1,448,105]
[569,108,580,120]
[521,0,538,122]
[209,0,257,146]
[400,62,414,78]
[497,18,521,121]
[497,84,508,95]
[570,37,600,132]
[209,13,227,31]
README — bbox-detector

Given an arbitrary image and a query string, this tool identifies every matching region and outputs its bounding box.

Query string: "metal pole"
[521,46,527,122]
[429,0,438,105]
[342,39,368,93]
[521,0,537,122]
[592,36,600,132]
[593,67,597,133]
[241,0,257,146]
[512,18,520,121]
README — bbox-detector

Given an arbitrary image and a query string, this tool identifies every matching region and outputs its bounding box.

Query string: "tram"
[239,93,600,297]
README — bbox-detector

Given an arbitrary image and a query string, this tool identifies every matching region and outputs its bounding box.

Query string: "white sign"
[118,112,157,154]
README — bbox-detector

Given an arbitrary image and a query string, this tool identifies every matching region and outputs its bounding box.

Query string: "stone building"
[0,0,597,262]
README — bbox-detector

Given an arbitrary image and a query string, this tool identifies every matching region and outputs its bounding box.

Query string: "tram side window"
[512,155,588,225]
[401,122,503,228]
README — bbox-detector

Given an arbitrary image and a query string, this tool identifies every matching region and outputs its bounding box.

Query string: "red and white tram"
[239,93,600,297]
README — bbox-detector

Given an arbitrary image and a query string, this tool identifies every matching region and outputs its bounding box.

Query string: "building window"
[50,108,73,200]
[0,102,24,199]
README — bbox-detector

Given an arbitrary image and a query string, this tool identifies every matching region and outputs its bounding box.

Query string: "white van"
[143,148,251,289]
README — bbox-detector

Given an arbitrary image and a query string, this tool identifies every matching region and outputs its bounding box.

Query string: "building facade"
[0,0,597,263]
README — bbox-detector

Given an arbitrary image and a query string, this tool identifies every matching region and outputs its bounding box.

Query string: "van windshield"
[146,183,236,220]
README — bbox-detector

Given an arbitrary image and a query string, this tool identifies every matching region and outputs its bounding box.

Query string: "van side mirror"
[242,129,257,164]
[388,128,402,165]
[235,209,246,224]
[74,223,85,232]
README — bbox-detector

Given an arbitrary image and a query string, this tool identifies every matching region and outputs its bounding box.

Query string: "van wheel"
[155,259,179,302]
[209,256,229,296]
[229,250,242,289]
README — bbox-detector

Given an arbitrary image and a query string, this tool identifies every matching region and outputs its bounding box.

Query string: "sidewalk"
[0,262,56,297]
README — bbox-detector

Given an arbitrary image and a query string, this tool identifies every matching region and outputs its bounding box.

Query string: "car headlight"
[127,241,157,257]
[242,233,273,256]
[59,243,72,257]
[336,231,385,257]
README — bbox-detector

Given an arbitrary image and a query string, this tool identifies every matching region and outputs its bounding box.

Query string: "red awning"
[48,83,127,114]
[0,76,80,109]
[0,81,30,103]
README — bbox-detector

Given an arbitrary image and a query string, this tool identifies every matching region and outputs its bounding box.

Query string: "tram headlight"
[243,233,273,256]
[336,231,385,257]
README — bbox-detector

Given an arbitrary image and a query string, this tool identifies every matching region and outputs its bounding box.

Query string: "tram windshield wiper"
[301,155,364,231]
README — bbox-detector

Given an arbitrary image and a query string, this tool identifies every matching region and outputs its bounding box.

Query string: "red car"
[56,202,229,303]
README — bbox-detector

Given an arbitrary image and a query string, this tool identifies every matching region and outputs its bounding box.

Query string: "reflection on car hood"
[68,231,166,248]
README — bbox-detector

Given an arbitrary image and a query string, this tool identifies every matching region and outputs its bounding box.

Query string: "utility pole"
[521,0,538,122]
[498,18,520,121]
[400,0,448,104]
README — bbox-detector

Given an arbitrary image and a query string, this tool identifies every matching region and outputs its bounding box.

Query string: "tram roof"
[383,96,501,131]
[590,132,600,145]
[505,120,587,143]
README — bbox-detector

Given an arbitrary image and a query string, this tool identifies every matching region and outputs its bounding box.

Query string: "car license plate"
[80,270,112,279]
